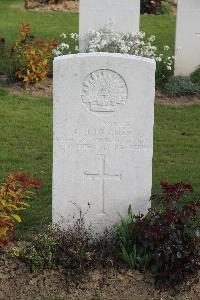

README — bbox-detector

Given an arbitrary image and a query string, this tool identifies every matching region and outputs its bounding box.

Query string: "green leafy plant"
[191,67,200,84]
[158,1,171,15]
[12,229,59,273]
[0,172,42,248]
[0,38,18,82]
[12,216,95,274]
[164,76,200,97]
[115,205,152,270]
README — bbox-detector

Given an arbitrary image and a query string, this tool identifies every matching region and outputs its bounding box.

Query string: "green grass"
[0,87,52,235]
[0,0,78,45]
[153,104,200,196]
[0,0,175,55]
[0,87,200,235]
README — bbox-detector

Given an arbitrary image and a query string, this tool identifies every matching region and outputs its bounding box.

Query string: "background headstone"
[79,0,140,51]
[53,53,155,233]
[175,0,200,76]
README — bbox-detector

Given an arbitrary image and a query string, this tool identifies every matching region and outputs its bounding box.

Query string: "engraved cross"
[83,155,122,214]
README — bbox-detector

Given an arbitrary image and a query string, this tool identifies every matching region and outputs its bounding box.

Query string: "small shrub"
[13,229,59,272]
[191,67,200,84]
[55,215,95,276]
[116,181,200,287]
[164,76,200,97]
[158,1,171,15]
[12,213,118,276]
[52,32,79,57]
[12,23,57,84]
[83,27,174,87]
[0,172,42,248]
[141,0,162,14]
[55,28,174,87]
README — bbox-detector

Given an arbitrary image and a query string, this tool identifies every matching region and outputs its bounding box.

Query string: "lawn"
[0,87,200,236]
[0,87,52,236]
[0,0,176,54]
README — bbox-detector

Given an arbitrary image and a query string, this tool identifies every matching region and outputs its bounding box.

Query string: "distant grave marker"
[79,0,140,51]
[175,0,200,75]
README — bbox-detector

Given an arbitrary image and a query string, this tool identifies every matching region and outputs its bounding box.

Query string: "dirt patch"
[25,0,79,12]
[156,90,200,105]
[171,1,177,16]
[0,246,199,300]
[0,77,53,98]
[24,0,177,15]
[1,78,200,105]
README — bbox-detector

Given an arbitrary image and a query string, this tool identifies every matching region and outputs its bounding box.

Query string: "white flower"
[52,49,61,56]
[164,45,170,51]
[60,33,67,39]
[70,33,79,40]
[148,35,155,42]
[155,57,162,62]
[60,42,69,49]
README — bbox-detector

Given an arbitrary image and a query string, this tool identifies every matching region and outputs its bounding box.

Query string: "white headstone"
[53,53,155,233]
[175,0,200,76]
[79,0,140,51]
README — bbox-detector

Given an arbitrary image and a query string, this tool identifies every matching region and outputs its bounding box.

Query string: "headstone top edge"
[53,52,156,66]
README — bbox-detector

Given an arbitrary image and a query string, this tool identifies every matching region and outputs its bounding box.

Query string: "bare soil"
[24,0,177,15]
[0,246,199,300]
[1,77,200,106]
[156,90,200,106]
[25,0,79,12]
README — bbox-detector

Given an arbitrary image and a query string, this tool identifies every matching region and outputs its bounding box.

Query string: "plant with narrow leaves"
[116,205,152,270]
[191,66,200,84]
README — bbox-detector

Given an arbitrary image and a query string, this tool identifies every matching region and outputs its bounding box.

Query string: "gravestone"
[53,53,155,233]
[79,0,140,51]
[175,0,200,75]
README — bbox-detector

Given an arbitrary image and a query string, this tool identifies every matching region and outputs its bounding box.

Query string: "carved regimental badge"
[81,69,128,113]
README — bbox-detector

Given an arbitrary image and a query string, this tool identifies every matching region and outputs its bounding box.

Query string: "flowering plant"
[52,32,79,57]
[85,27,174,86]
[53,27,174,86]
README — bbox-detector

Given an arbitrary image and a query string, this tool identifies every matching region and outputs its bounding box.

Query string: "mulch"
[25,0,79,12]
[0,246,199,300]
[1,77,200,106]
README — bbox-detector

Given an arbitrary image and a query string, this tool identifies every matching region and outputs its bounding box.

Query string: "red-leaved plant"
[117,181,200,287]
[12,23,57,84]
[141,0,162,14]
[0,172,42,248]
